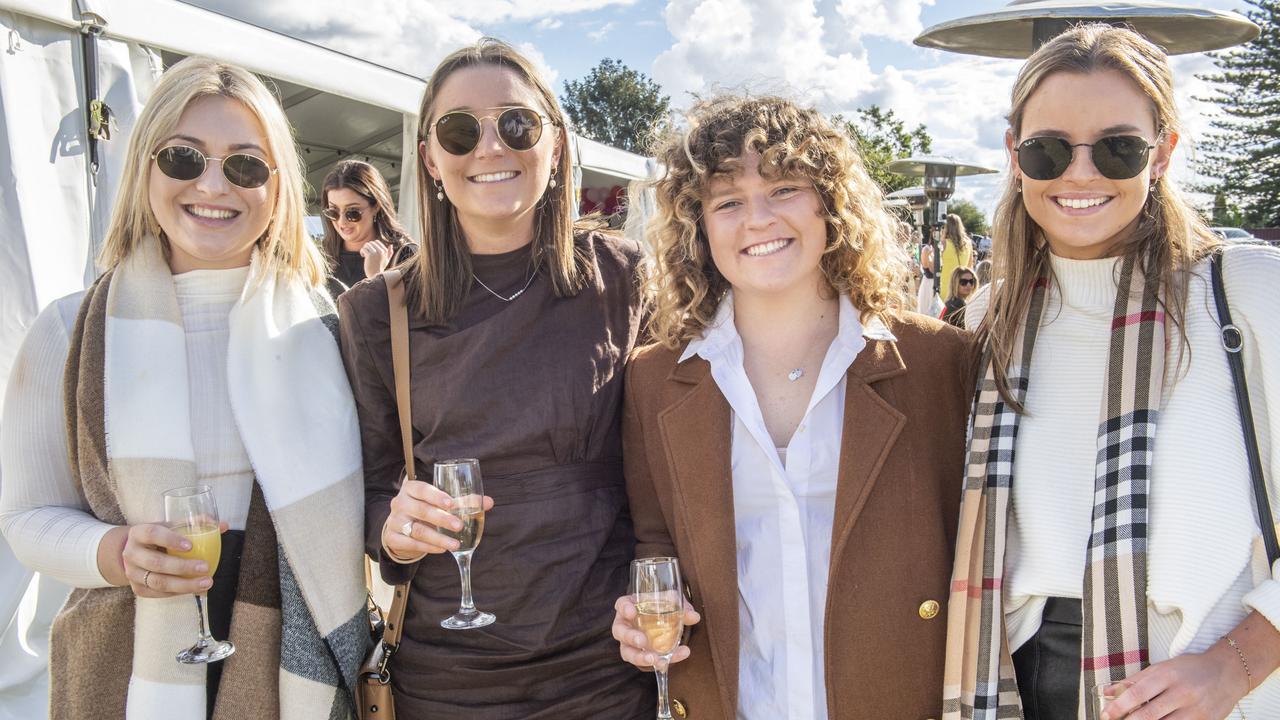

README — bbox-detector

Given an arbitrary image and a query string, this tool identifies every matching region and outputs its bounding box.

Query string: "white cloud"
[588,21,618,42]
[535,18,564,31]
[653,0,877,109]
[835,0,936,43]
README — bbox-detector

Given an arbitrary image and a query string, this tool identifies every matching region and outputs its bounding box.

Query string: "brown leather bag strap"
[382,269,411,648]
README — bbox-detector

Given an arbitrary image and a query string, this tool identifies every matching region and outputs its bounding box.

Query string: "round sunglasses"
[1016,135,1156,181]
[152,145,276,189]
[322,206,368,223]
[430,106,554,156]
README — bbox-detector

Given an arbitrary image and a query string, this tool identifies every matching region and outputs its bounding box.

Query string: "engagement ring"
[401,520,414,537]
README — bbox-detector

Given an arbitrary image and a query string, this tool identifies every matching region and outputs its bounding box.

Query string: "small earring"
[435,179,445,202]
[548,168,558,190]
[1016,178,1023,193]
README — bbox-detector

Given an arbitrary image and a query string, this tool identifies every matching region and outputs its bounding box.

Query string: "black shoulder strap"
[1210,250,1279,566]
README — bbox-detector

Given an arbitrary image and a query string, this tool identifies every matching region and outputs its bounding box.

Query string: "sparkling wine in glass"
[632,557,685,720]
[163,485,234,664]
[434,459,495,630]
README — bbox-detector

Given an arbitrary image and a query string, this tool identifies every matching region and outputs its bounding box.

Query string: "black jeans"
[1012,597,1082,720]
[205,529,244,718]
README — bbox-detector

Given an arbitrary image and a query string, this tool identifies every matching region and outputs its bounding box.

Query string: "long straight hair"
[981,24,1220,408]
[98,57,324,285]
[320,159,412,266]
[405,38,591,323]
[942,213,973,259]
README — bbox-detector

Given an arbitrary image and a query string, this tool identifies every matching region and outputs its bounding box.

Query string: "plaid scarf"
[943,253,1166,720]
[52,236,368,720]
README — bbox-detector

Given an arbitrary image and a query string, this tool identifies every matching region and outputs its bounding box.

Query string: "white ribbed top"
[0,267,254,588]
[966,244,1280,715]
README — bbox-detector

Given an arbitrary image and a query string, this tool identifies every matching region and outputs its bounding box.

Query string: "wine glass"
[631,557,685,720]
[163,485,235,664]
[434,459,495,630]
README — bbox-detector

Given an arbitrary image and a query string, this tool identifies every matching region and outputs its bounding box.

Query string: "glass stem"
[194,593,213,644]
[454,551,477,615]
[655,659,673,719]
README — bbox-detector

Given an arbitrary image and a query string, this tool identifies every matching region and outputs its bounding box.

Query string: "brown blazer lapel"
[828,336,909,574]
[656,357,739,717]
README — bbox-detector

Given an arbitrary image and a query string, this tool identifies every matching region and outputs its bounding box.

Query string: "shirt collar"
[678,290,896,365]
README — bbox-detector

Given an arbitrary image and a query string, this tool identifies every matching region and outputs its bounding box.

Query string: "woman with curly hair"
[610,95,975,719]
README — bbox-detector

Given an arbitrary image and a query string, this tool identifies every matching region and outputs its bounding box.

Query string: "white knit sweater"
[966,243,1280,712]
[0,267,255,588]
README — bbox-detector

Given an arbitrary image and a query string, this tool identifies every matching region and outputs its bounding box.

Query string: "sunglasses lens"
[155,146,206,181]
[223,154,272,189]
[1018,137,1073,181]
[436,112,481,155]
[498,108,544,151]
[322,207,339,221]
[1093,136,1151,180]
[345,209,364,223]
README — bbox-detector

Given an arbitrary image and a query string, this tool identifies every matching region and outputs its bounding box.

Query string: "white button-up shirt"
[679,292,895,720]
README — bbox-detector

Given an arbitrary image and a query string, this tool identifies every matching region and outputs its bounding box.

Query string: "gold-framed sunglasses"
[429,106,555,156]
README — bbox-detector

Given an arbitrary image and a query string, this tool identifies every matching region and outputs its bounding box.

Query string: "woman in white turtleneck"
[0,58,365,720]
[944,25,1280,720]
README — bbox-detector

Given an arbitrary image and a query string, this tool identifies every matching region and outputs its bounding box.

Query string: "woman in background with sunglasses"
[940,266,975,329]
[944,24,1280,720]
[0,57,367,719]
[320,159,417,298]
[336,38,652,718]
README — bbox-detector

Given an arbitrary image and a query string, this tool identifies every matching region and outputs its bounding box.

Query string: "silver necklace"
[472,269,537,302]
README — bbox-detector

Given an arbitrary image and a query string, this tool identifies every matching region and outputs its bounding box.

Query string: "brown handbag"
[355,270,414,720]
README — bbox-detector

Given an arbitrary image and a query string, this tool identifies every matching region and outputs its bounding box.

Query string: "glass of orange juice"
[163,485,234,664]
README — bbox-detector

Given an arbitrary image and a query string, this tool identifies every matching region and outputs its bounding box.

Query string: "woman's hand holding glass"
[613,594,700,669]
[116,520,227,599]
[382,475,495,563]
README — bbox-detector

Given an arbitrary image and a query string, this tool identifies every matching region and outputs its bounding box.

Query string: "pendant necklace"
[787,368,804,382]
[472,269,537,302]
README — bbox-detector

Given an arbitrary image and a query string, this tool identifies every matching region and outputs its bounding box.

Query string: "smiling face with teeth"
[421,64,561,252]
[702,152,830,303]
[148,94,276,273]
[1010,69,1175,260]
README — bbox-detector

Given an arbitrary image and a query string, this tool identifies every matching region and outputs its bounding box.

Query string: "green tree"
[948,198,990,236]
[561,58,670,154]
[1196,0,1280,227]
[834,105,934,194]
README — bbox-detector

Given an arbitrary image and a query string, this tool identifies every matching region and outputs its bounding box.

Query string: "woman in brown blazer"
[612,95,973,720]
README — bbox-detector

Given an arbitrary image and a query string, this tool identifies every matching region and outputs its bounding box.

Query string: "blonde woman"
[0,57,367,719]
[610,96,974,719]
[337,39,652,717]
[939,212,975,299]
[945,25,1280,720]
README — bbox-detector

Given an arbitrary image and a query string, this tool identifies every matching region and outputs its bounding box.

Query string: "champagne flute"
[631,557,685,720]
[163,485,235,664]
[434,459,495,630]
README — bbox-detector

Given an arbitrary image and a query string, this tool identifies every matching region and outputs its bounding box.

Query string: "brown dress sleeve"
[337,281,418,586]
[622,356,676,561]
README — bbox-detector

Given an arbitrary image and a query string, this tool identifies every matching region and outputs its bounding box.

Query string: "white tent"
[0,2,655,716]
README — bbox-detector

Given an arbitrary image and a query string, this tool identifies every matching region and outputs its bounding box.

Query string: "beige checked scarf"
[52,236,368,720]
[943,253,1166,720]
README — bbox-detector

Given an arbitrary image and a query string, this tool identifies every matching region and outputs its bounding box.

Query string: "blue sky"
[194,0,1254,216]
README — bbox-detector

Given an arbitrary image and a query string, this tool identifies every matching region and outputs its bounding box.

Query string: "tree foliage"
[834,105,934,194]
[948,198,990,236]
[560,58,671,154]
[1196,0,1280,227]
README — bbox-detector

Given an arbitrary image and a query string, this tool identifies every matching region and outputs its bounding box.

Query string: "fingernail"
[646,653,655,665]
[181,541,192,550]
[200,578,212,588]
[451,540,460,550]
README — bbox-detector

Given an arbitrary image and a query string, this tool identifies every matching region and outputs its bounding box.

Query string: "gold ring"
[142,569,153,589]
[400,520,414,537]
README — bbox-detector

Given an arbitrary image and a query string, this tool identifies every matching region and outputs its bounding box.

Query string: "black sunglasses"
[430,106,553,156]
[322,206,367,223]
[152,145,276,189]
[958,277,976,287]
[1016,135,1156,181]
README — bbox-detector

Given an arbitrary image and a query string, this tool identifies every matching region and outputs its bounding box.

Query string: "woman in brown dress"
[337,39,652,718]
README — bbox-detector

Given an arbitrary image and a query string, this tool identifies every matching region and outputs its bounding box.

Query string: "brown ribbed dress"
[337,231,654,719]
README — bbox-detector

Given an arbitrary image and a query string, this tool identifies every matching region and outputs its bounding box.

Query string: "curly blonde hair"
[644,95,909,349]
